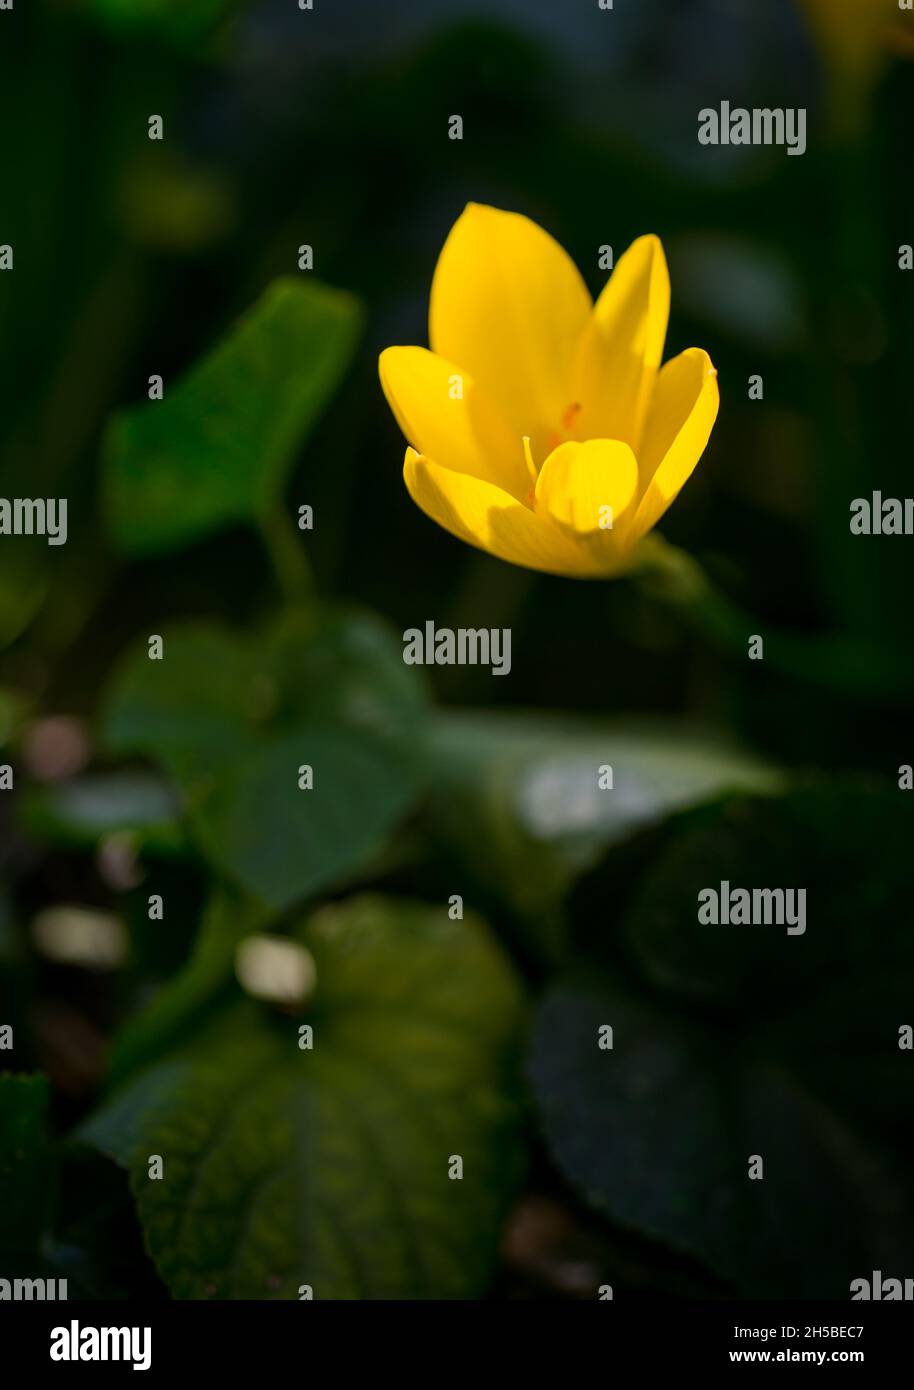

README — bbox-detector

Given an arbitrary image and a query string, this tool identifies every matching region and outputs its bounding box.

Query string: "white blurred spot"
[235,935,316,1006]
[31,905,127,969]
[519,758,628,837]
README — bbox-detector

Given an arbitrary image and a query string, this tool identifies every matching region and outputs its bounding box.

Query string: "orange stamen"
[562,401,582,432]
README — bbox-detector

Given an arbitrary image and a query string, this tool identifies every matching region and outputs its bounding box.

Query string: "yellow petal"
[429,203,592,458]
[403,448,587,576]
[534,438,640,574]
[630,347,720,541]
[572,234,670,452]
[379,346,529,497]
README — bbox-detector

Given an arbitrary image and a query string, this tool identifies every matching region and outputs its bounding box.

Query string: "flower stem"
[634,536,914,702]
[258,505,314,608]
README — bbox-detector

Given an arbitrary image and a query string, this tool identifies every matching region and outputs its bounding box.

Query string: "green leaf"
[103,624,260,781]
[101,610,427,910]
[104,278,362,556]
[191,726,418,910]
[620,781,914,1015]
[530,977,913,1299]
[428,709,779,919]
[0,1074,56,1260]
[82,896,527,1299]
[529,782,914,1297]
[266,608,428,741]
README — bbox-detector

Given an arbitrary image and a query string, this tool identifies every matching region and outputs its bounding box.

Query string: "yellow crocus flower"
[379,203,719,578]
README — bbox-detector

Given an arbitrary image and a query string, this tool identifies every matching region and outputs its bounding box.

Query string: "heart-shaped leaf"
[529,783,914,1297]
[104,278,362,555]
[101,610,427,909]
[82,896,527,1299]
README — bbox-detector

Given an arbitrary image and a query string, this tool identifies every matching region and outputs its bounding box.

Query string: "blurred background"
[1,0,913,1302]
